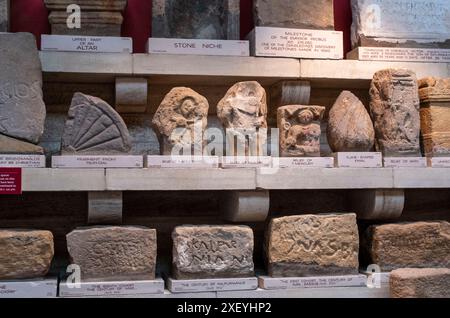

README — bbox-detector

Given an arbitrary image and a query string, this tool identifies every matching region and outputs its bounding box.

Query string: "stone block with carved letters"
[172,225,255,280]
[265,214,359,277]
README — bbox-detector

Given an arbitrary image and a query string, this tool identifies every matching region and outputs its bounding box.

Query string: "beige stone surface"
[0,135,44,154]
[369,69,421,157]
[364,222,450,271]
[390,268,450,298]
[172,225,254,280]
[217,81,268,156]
[419,77,450,157]
[44,0,127,11]
[278,105,325,157]
[328,91,375,152]
[254,0,334,30]
[67,226,157,282]
[152,87,209,156]
[265,214,359,277]
[0,230,54,280]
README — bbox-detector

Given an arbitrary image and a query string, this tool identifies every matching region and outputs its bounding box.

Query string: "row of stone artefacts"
[1,217,448,283]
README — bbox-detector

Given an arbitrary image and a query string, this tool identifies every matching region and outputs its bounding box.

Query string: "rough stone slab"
[0,33,46,144]
[266,214,359,277]
[390,268,450,298]
[0,279,57,298]
[168,277,257,293]
[59,279,165,297]
[0,135,44,155]
[254,0,334,30]
[172,225,254,280]
[67,226,157,282]
[0,0,8,32]
[0,230,54,280]
[258,274,367,290]
[152,0,240,40]
[363,222,450,271]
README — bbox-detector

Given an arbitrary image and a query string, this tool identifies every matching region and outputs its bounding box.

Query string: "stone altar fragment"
[363,222,450,271]
[419,77,450,157]
[172,225,254,280]
[152,87,209,156]
[152,0,240,40]
[390,268,450,298]
[217,81,268,156]
[0,33,46,147]
[61,93,132,155]
[277,105,325,157]
[265,214,359,277]
[328,91,375,152]
[254,0,334,30]
[0,230,54,280]
[0,0,8,32]
[351,0,450,48]
[369,69,421,157]
[67,226,157,282]
[44,0,127,36]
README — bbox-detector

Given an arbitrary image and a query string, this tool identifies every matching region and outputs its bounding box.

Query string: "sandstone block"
[390,268,450,298]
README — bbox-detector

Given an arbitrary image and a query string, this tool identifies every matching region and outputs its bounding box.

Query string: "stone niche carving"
[61,93,132,155]
[0,230,54,280]
[369,69,421,157]
[0,0,9,32]
[265,214,359,277]
[419,77,450,157]
[67,226,157,282]
[328,91,375,152]
[152,87,209,156]
[172,225,254,280]
[217,81,268,156]
[277,105,325,157]
[152,0,240,40]
[254,0,334,30]
[363,221,450,272]
[351,0,450,48]
[0,33,46,154]
[390,268,450,299]
[44,0,127,36]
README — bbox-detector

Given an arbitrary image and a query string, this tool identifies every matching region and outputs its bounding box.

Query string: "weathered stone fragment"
[217,81,268,156]
[369,69,421,157]
[419,77,450,157]
[351,0,450,48]
[0,0,9,32]
[254,0,335,30]
[390,268,450,298]
[61,93,131,155]
[172,225,254,279]
[0,135,44,154]
[363,222,450,271]
[327,91,375,152]
[0,33,46,144]
[67,226,157,282]
[278,105,325,157]
[0,230,54,280]
[152,0,240,40]
[265,214,359,277]
[152,87,209,156]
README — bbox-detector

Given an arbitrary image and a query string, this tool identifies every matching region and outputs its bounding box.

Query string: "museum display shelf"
[21,167,450,192]
[40,52,450,87]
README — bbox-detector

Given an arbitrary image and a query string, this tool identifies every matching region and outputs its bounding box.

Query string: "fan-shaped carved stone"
[61,93,131,155]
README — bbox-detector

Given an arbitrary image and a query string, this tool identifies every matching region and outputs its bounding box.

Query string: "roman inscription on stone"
[363,221,450,271]
[254,0,334,30]
[0,230,54,280]
[419,77,450,157]
[0,33,46,145]
[369,69,421,157]
[67,226,157,282]
[61,93,132,155]
[152,0,240,40]
[390,268,450,298]
[265,214,359,277]
[172,226,254,280]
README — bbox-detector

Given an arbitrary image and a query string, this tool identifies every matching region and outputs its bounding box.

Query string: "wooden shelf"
[21,168,450,192]
[40,52,450,87]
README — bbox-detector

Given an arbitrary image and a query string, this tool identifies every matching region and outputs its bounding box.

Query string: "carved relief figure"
[152,87,209,156]
[278,105,325,157]
[217,81,268,156]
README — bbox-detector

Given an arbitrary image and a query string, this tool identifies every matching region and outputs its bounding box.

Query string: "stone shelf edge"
[39,52,450,86]
[20,168,450,192]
